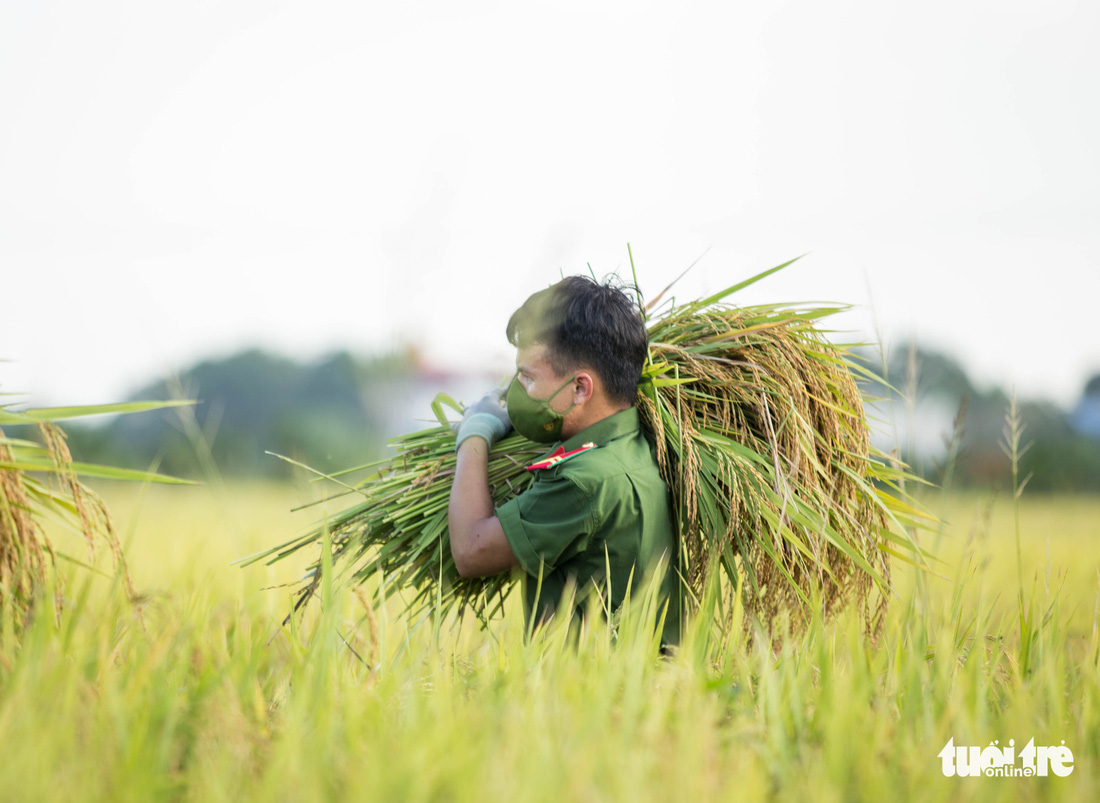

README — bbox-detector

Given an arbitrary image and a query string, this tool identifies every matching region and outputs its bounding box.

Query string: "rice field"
[0,479,1096,802]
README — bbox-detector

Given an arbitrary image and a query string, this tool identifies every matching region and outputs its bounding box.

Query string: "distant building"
[1070,397,1100,439]
[1068,375,1100,439]
[865,396,957,467]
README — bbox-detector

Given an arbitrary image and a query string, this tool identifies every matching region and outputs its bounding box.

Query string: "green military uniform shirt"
[496,405,682,645]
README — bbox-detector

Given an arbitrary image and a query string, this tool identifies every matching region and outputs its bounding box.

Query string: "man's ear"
[573,372,595,404]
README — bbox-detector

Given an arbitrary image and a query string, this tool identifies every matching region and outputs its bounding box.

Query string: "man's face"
[515,344,574,413]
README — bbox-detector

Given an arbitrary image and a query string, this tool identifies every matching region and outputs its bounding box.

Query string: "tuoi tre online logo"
[939,738,1074,778]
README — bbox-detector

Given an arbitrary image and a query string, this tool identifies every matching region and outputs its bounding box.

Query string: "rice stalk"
[250,261,934,637]
[1,401,196,633]
[0,422,131,628]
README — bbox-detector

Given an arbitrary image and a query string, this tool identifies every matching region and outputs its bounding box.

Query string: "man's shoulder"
[551,428,662,489]
[525,405,664,492]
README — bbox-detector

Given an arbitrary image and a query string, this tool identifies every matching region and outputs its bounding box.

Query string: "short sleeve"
[495,474,595,576]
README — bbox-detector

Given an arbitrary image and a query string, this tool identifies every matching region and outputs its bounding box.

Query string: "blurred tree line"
[859,345,1100,493]
[62,349,415,480]
[33,344,1100,492]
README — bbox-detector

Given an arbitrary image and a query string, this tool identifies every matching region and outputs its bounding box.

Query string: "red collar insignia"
[524,442,597,471]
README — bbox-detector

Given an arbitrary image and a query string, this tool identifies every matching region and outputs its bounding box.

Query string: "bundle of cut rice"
[249,261,930,635]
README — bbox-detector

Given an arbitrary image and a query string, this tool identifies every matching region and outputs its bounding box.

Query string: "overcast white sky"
[2,1,1098,410]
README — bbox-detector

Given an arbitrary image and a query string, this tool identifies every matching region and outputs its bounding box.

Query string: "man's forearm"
[447,439,518,577]
[451,439,495,524]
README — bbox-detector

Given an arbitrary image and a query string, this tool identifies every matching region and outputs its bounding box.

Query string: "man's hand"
[454,388,512,451]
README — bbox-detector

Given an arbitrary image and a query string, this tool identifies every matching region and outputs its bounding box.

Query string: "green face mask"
[506,372,577,443]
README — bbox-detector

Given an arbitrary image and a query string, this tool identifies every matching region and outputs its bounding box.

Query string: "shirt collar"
[560,406,640,451]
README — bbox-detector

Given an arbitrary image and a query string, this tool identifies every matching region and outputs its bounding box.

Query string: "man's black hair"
[506,275,648,406]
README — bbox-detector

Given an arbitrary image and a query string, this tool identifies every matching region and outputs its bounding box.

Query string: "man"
[447,275,681,646]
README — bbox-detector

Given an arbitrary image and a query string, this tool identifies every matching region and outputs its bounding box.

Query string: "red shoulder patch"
[524,442,597,471]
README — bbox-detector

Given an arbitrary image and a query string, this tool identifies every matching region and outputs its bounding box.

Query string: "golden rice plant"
[249,260,932,636]
[0,401,193,635]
